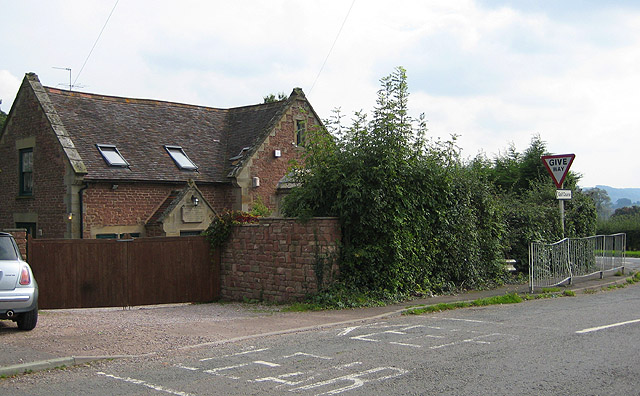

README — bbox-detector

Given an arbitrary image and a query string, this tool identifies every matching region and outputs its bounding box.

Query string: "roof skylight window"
[165,145,198,170]
[96,144,129,167]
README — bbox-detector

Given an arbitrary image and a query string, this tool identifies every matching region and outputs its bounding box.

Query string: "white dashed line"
[576,318,640,334]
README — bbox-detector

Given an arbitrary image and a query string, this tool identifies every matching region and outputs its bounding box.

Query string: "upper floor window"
[295,120,306,146]
[19,148,33,196]
[165,145,198,170]
[96,144,129,167]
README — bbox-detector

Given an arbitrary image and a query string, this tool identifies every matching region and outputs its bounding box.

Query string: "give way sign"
[541,154,575,188]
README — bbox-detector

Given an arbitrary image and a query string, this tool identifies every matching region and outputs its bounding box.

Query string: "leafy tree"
[611,205,640,218]
[283,67,506,295]
[490,135,549,194]
[597,206,640,250]
[263,92,288,103]
[584,187,612,219]
[486,138,596,269]
[614,198,633,209]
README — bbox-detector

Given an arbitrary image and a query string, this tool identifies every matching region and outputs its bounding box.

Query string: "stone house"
[0,73,321,239]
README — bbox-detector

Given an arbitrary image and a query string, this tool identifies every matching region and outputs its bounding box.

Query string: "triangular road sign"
[541,154,575,188]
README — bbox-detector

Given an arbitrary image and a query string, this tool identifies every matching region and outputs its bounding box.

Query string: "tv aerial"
[52,67,86,91]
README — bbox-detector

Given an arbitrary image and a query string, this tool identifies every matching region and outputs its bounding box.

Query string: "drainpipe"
[78,182,89,239]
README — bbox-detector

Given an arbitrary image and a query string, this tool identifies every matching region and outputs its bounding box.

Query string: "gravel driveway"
[0,302,287,361]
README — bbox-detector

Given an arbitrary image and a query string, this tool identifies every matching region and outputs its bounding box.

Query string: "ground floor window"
[179,230,202,236]
[96,233,140,239]
[15,222,36,238]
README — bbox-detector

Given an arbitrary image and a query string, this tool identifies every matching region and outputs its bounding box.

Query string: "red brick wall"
[0,81,68,238]
[247,99,319,213]
[82,182,235,238]
[219,217,340,302]
[4,229,27,259]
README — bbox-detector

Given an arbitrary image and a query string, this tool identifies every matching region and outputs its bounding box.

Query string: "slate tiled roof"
[146,190,181,225]
[41,82,291,183]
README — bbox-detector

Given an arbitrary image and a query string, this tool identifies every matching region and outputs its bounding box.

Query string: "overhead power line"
[308,0,356,95]
[73,0,120,88]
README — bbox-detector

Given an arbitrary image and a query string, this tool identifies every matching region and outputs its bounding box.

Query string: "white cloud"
[0,71,21,112]
[1,0,640,187]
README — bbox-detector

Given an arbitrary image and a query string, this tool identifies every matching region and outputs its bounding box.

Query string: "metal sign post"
[541,154,575,237]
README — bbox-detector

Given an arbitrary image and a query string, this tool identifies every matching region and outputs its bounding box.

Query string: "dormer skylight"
[96,144,129,167]
[165,145,198,170]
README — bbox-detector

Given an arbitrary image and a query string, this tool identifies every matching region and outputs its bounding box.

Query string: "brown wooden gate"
[27,236,219,309]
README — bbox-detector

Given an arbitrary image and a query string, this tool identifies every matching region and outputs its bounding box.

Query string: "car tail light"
[19,266,31,285]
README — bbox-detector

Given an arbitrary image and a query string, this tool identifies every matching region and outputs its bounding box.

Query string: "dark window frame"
[96,144,129,167]
[19,148,33,196]
[295,120,306,146]
[15,222,37,239]
[164,145,198,170]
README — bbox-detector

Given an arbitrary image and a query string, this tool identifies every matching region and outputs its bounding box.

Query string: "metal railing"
[529,233,626,292]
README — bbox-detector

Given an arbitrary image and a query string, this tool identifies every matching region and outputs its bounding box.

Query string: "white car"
[0,232,38,330]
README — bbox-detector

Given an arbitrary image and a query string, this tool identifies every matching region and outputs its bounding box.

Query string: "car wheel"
[17,308,38,331]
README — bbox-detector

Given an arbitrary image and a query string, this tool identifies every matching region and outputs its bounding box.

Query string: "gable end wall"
[236,98,319,214]
[0,82,69,238]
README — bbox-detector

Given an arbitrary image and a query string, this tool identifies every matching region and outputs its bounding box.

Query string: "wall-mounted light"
[67,213,73,220]
[191,195,199,206]
[252,177,260,188]
[274,149,281,158]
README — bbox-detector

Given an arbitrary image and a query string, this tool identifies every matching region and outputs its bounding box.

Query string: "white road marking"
[576,318,640,334]
[96,372,193,396]
[199,347,269,361]
[337,326,360,336]
[253,371,306,385]
[389,341,422,348]
[335,362,362,370]
[204,363,249,379]
[400,325,426,331]
[350,333,381,342]
[283,352,332,360]
[442,318,491,323]
[430,333,503,350]
[291,367,408,395]
[175,364,199,371]
[254,360,281,367]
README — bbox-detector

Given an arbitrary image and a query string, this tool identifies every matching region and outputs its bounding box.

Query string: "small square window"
[19,148,33,196]
[96,144,129,167]
[296,120,306,146]
[95,233,117,239]
[165,146,198,170]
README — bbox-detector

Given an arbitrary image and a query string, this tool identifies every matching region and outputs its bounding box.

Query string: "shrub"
[283,67,506,295]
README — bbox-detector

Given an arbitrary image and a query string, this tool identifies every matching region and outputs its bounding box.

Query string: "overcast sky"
[2,0,639,188]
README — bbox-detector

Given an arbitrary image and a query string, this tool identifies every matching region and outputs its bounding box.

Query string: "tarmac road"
[0,258,638,378]
[2,275,640,395]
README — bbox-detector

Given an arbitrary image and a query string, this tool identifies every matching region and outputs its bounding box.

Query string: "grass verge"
[403,293,522,315]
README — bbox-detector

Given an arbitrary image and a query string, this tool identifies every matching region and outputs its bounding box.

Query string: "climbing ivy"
[202,211,259,249]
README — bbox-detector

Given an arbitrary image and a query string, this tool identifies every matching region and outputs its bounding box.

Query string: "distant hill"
[587,185,640,208]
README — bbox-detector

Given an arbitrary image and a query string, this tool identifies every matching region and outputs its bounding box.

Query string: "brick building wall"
[82,181,235,238]
[220,217,341,302]
[4,229,27,259]
[0,80,68,238]
[244,98,319,214]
